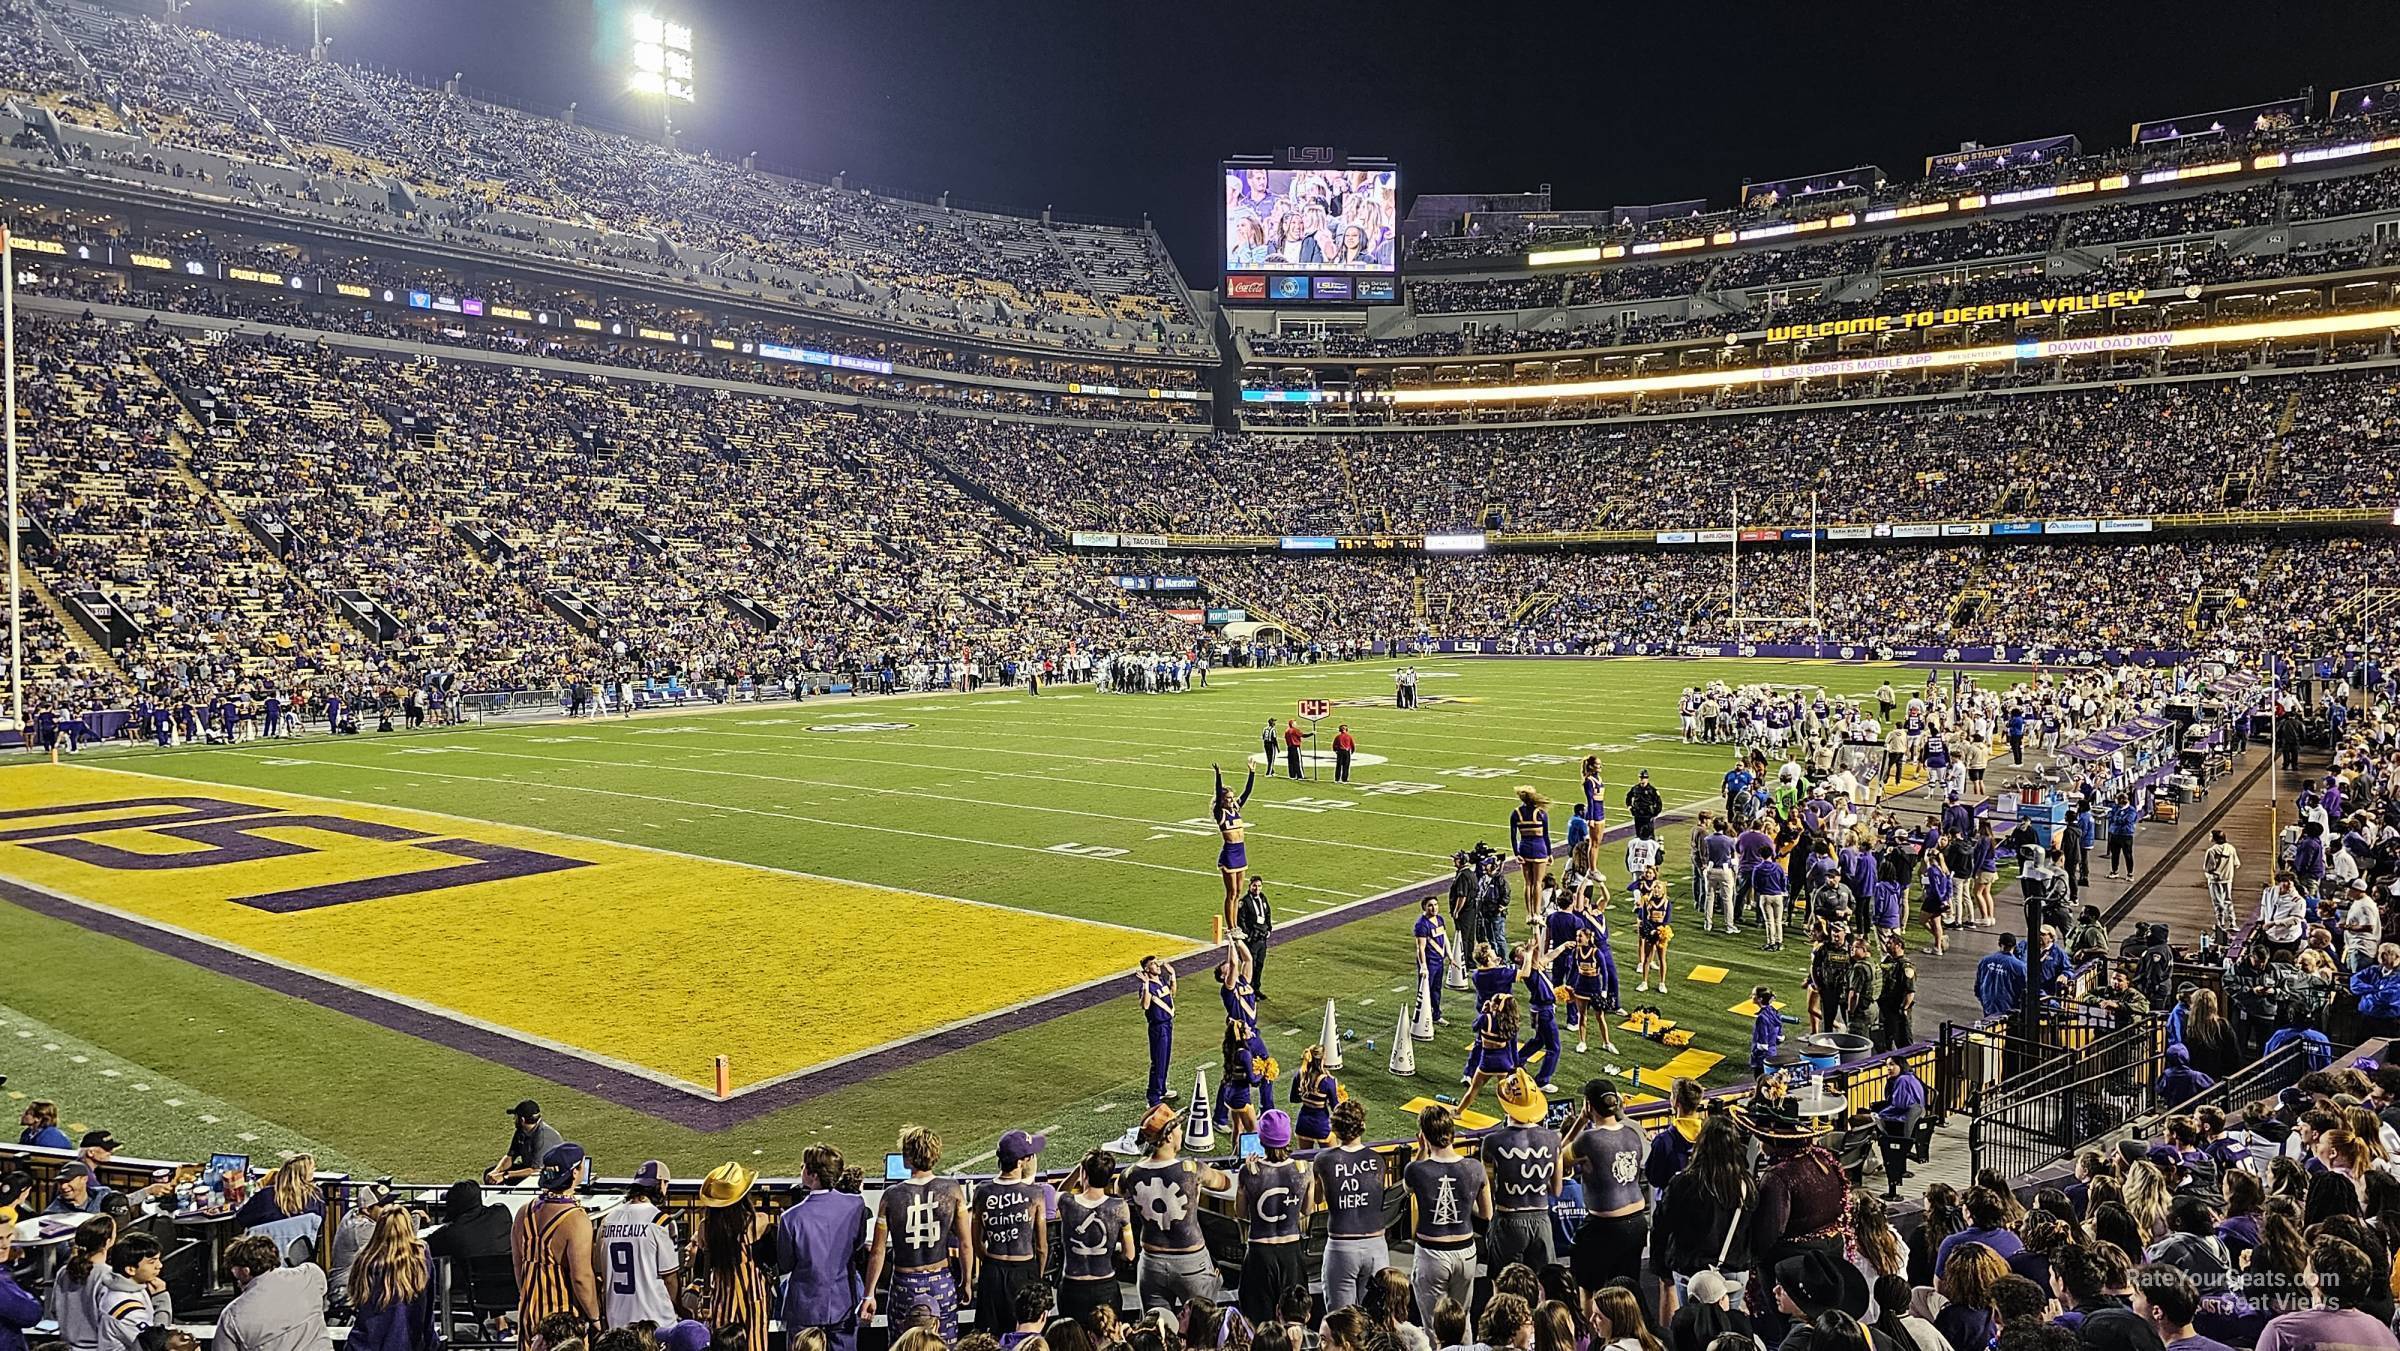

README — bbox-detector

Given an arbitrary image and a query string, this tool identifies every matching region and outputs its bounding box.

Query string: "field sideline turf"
[0,657,1961,1175]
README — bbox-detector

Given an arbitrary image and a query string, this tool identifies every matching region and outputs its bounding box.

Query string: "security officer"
[1237,878,1274,998]
[1877,935,1917,1052]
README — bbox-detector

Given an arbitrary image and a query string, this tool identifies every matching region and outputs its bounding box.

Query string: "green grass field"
[0,657,1954,1179]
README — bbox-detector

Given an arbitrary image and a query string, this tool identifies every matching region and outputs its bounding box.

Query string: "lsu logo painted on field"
[0,765,1169,1091]
[0,795,588,912]
[1332,693,1482,709]
[806,721,913,733]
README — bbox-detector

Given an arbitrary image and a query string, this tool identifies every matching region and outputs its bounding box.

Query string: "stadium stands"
[0,1,1210,358]
[970,371,2400,534]
[1165,535,2376,655]
[4,312,1200,712]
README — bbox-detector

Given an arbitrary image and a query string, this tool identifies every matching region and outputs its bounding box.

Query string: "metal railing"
[1967,1005,2177,1181]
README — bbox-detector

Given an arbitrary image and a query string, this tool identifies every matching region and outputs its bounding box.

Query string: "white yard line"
[419,739,1447,860]
[98,751,1370,898]
[53,762,1206,940]
[474,722,1511,831]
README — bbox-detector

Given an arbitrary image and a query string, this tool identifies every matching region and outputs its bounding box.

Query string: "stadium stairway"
[718,591,781,631]
[19,569,133,687]
[1203,580,1310,644]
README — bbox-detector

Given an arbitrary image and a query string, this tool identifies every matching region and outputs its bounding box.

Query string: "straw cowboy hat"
[699,1161,756,1207]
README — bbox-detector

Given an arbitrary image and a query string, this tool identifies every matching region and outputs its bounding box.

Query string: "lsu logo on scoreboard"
[0,794,588,912]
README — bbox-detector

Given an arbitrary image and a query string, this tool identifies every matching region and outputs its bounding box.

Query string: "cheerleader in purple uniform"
[1215,940,1276,1125]
[1415,895,1454,1025]
[1212,764,1256,935]
[1633,878,1674,994]
[1589,892,1623,1014]
[1516,937,1564,1093]
[1510,787,1554,927]
[1581,756,1608,827]
[1565,927,1618,1054]
[1455,992,1520,1116]
[1461,942,1516,1084]
[1220,1017,1261,1140]
[1544,893,1587,1008]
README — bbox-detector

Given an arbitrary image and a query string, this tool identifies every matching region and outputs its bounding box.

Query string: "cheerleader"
[1460,942,1516,1085]
[1470,941,1517,1004]
[1588,888,1624,1015]
[1215,940,1276,1123]
[1633,876,1673,994]
[1220,1017,1261,1141]
[1509,787,1553,926]
[1413,895,1453,1026]
[1138,956,1177,1109]
[1920,851,1955,956]
[1455,992,1520,1116]
[1581,755,1608,833]
[1566,926,1619,1055]
[1289,1044,1340,1149]
[1212,764,1256,934]
[1516,938,1564,1093]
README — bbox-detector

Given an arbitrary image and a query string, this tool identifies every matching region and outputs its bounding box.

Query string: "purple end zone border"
[0,812,1686,1130]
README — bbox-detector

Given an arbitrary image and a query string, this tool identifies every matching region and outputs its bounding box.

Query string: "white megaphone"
[1321,998,1344,1070]
[1182,1066,1215,1152]
[1388,1006,1416,1075]
[1412,969,1436,1041]
[1445,946,1471,989]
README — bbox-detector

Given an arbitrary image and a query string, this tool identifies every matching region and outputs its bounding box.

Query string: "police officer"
[1840,936,1880,1041]
[1876,935,1917,1051]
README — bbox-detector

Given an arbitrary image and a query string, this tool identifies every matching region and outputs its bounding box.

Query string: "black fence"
[1970,1018,2325,1182]
[1969,1011,2169,1181]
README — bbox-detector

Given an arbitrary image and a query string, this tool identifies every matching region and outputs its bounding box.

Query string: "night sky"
[183,0,2400,281]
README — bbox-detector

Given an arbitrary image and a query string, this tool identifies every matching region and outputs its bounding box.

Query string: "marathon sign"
[1763,288,2148,342]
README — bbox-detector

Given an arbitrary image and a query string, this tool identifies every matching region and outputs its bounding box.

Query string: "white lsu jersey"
[597,1200,681,1328]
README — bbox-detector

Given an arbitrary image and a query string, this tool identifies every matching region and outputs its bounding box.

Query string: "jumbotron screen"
[1223,166,1399,274]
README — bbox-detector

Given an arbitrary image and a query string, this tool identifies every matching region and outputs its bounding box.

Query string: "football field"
[0,657,1952,1175]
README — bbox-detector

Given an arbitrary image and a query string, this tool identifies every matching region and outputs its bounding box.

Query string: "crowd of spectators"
[7,313,1199,720]
[1261,170,2400,365]
[1147,535,2363,657]
[980,371,2400,535]
[1399,87,2400,266]
[13,277,2400,720]
[21,268,1209,424]
[0,1,1208,360]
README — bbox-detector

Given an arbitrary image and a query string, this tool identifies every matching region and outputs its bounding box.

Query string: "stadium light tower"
[627,13,694,139]
[301,0,340,61]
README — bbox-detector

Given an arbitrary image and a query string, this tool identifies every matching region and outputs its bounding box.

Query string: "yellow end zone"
[0,765,1169,1092]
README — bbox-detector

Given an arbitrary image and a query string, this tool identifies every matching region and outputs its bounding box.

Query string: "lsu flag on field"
[0,765,1163,1093]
